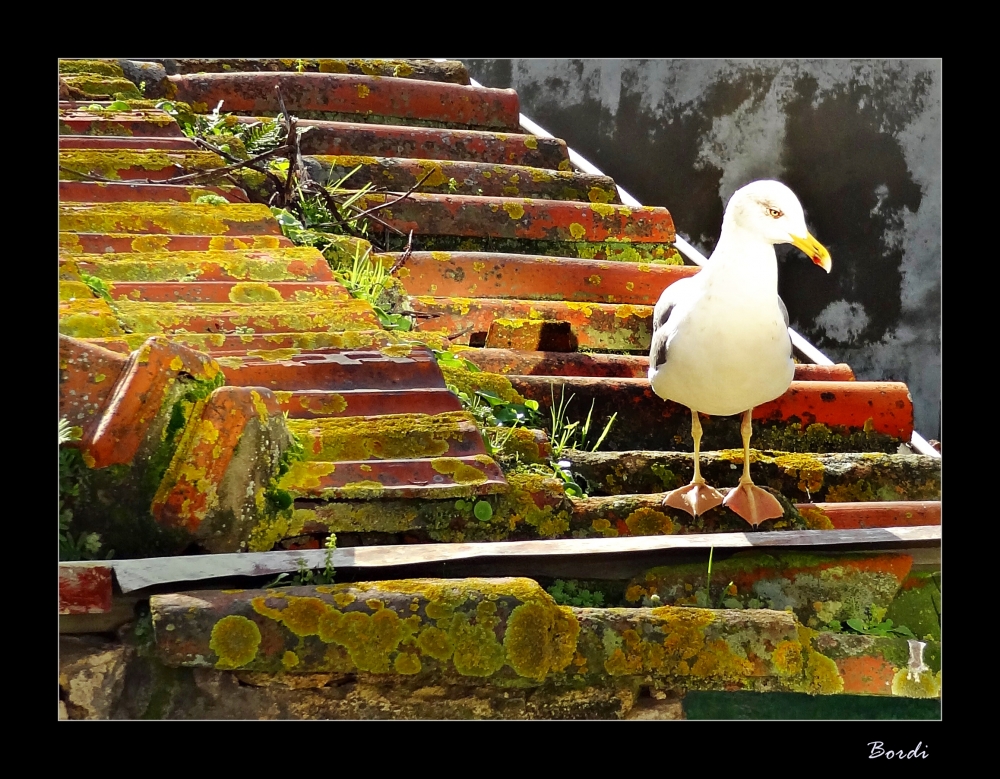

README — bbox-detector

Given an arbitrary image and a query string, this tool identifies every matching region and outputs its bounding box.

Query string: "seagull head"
[723,180,832,272]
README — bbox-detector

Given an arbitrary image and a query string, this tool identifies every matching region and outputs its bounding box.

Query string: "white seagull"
[648,180,832,527]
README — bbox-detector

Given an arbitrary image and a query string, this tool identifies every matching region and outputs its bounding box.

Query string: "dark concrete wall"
[464,59,941,441]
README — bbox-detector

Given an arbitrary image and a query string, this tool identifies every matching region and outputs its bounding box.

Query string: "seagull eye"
[766,207,783,218]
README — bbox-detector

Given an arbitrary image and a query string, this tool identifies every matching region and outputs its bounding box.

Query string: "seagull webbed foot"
[722,483,784,527]
[663,482,724,517]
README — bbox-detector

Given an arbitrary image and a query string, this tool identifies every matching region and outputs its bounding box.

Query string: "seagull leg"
[663,408,724,516]
[722,409,785,527]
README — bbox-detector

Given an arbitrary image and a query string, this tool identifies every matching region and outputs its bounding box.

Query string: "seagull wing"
[649,276,697,372]
[777,293,793,359]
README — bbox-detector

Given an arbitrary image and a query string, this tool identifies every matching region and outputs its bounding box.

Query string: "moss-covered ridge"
[564,449,941,502]
[150,578,939,697]
[286,411,486,462]
[625,551,912,627]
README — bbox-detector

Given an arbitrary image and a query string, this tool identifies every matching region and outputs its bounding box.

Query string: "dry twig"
[389,230,414,275]
[154,144,292,185]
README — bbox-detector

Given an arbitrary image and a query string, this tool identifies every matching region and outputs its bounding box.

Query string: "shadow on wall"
[465,59,940,441]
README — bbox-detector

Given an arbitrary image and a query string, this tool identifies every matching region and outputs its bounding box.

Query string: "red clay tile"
[59,335,129,443]
[410,297,653,351]
[59,181,249,203]
[150,58,470,83]
[105,280,350,303]
[59,150,225,181]
[509,376,914,441]
[59,202,282,236]
[386,251,698,304]
[286,118,569,168]
[60,233,293,253]
[835,655,896,696]
[288,410,487,461]
[277,388,462,418]
[86,336,222,468]
[796,501,940,529]
[113,299,380,336]
[66,246,334,283]
[152,386,281,534]
[223,348,446,391]
[278,456,507,500]
[58,108,183,137]
[59,564,113,615]
[169,72,520,131]
[461,348,855,381]
[354,192,676,244]
[485,319,577,351]
[309,155,618,202]
[59,136,199,150]
[758,381,913,438]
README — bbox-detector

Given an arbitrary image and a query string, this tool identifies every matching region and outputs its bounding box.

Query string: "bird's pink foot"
[663,482,724,517]
[722,483,784,527]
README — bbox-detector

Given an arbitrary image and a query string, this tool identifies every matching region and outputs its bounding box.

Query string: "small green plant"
[265,532,337,588]
[548,384,617,458]
[59,418,110,561]
[79,272,112,302]
[547,579,605,608]
[827,605,916,638]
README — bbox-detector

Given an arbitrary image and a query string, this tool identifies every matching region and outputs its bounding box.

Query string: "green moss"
[885,573,940,641]
[142,370,226,502]
[754,421,901,454]
[650,462,680,491]
[381,232,684,264]
[62,75,140,98]
[59,59,124,77]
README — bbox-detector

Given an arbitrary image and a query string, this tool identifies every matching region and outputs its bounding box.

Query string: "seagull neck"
[705,227,779,291]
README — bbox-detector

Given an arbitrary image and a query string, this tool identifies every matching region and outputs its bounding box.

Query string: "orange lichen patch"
[416,626,454,662]
[624,507,674,536]
[837,655,895,695]
[209,615,262,669]
[771,640,805,677]
[503,602,579,681]
[394,652,422,675]
[798,506,836,530]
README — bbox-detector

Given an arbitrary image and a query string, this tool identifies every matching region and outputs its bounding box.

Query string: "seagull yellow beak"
[790,233,832,273]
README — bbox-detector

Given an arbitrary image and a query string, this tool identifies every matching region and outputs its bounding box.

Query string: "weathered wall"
[464,59,941,441]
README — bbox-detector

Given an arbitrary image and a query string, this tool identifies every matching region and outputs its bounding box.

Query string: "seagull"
[648,180,831,527]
